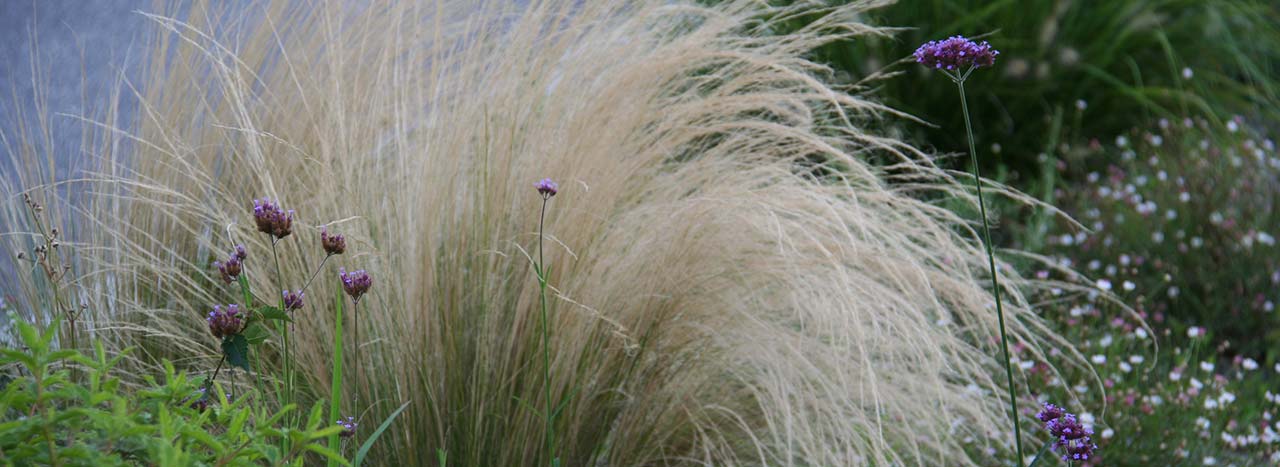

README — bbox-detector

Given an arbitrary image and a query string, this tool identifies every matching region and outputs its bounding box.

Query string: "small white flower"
[1196,417,1211,429]
[1099,334,1114,347]
[1116,135,1129,147]
[1203,457,1217,466]
[1097,279,1112,291]
[1188,326,1205,338]
[1227,120,1239,133]
[1182,67,1193,79]
[1101,428,1115,439]
[1201,361,1215,372]
[1244,358,1259,371]
[1169,371,1182,381]
[1123,280,1136,291]
[1134,327,1148,339]
[1191,378,1204,389]
[1179,192,1191,203]
[1219,391,1236,404]
[1129,355,1145,364]
[1204,398,1218,410]
[1119,361,1133,373]
[1076,99,1087,111]
[1168,286,1180,299]
[1020,360,1035,370]
[1091,355,1107,364]
[1151,135,1164,147]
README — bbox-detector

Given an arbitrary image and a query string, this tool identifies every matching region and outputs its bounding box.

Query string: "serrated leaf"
[258,306,293,323]
[222,334,250,371]
[243,322,271,345]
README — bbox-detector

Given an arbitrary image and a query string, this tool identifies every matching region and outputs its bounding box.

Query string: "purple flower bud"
[321,227,346,256]
[207,304,245,339]
[1036,402,1064,423]
[253,199,294,240]
[535,178,558,198]
[283,289,305,311]
[337,416,358,438]
[914,36,999,73]
[339,268,372,302]
[215,246,246,284]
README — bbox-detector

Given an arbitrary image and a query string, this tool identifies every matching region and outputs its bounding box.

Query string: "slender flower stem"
[537,196,555,464]
[352,298,361,415]
[271,240,293,442]
[301,254,332,293]
[957,78,1025,465]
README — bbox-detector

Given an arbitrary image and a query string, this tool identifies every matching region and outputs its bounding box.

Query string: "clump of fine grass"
[2,1,1086,465]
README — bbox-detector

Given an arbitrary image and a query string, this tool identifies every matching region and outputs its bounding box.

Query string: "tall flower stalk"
[534,178,559,465]
[916,36,1026,465]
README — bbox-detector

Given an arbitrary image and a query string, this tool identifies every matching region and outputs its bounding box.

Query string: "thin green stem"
[957,78,1025,466]
[353,298,361,416]
[271,240,292,450]
[537,196,555,464]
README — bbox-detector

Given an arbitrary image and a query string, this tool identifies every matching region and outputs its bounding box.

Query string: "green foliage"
[1022,115,1279,357]
[0,318,348,466]
[807,0,1280,175]
[1003,116,1280,464]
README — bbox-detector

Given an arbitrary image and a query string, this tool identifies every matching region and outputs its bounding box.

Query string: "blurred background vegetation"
[747,0,1274,463]
[761,0,1280,463]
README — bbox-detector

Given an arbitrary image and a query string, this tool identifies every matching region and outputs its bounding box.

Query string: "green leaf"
[352,401,411,467]
[238,274,253,306]
[222,335,251,371]
[243,322,271,345]
[436,449,447,467]
[259,306,293,323]
[306,444,351,466]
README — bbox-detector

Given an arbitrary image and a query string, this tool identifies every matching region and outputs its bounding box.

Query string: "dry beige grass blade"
[0,0,1086,465]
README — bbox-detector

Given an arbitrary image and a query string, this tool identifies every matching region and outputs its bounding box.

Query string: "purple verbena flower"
[253,199,294,240]
[283,289,305,311]
[321,227,346,256]
[535,178,558,198]
[190,387,211,412]
[337,416,358,438]
[1037,402,1065,423]
[214,245,247,284]
[207,304,245,339]
[1040,404,1099,462]
[914,36,999,72]
[339,268,372,302]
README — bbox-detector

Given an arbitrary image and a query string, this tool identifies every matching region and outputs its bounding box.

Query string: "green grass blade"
[353,401,411,467]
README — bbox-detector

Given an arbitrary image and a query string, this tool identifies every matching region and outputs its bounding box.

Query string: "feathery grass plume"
[0,0,1089,465]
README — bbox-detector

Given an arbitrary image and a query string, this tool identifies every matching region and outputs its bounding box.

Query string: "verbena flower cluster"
[253,198,295,240]
[207,304,245,339]
[321,227,346,256]
[536,178,558,198]
[337,416,358,438]
[214,245,247,284]
[1038,402,1098,462]
[914,36,999,71]
[339,268,372,303]
[283,289,305,311]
